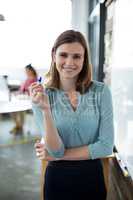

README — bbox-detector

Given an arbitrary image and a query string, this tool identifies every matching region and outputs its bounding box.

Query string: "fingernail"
[36,152,40,156]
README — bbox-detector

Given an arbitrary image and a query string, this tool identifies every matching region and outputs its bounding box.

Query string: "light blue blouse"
[32,81,114,159]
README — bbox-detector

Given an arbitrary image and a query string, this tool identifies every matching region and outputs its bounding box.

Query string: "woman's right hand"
[29,82,50,111]
[34,140,58,161]
[34,140,46,160]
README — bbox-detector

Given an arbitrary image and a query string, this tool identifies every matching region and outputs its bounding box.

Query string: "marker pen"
[37,76,42,83]
[37,76,46,94]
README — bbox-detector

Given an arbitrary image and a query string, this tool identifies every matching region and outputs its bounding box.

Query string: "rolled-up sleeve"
[88,85,114,159]
[46,143,65,158]
[32,103,45,136]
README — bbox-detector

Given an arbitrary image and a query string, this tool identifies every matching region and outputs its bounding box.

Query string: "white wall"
[0,0,72,71]
[71,0,89,39]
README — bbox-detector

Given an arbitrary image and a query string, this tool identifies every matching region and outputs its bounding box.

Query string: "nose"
[65,55,74,66]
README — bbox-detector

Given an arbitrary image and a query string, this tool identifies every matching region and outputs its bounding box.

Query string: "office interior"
[0,0,133,199]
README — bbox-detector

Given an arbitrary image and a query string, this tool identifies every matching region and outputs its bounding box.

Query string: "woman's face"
[26,69,35,79]
[53,42,85,80]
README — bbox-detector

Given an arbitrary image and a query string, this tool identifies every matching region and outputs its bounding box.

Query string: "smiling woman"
[31,30,114,200]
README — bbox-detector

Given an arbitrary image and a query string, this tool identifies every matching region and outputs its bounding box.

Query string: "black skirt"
[44,159,107,200]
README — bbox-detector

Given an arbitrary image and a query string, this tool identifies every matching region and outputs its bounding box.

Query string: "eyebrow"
[59,52,84,56]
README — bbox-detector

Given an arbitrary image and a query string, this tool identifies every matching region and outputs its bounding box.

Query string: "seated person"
[20,64,37,95]
[10,64,38,134]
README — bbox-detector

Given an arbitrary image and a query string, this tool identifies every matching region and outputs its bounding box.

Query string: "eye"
[73,54,81,59]
[59,53,68,58]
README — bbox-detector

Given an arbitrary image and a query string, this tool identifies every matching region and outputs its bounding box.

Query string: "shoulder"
[88,80,107,93]
[45,87,58,96]
[85,81,111,101]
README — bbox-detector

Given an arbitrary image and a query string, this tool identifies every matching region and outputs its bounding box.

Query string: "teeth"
[63,66,75,70]
[63,67,71,69]
[63,68,74,71]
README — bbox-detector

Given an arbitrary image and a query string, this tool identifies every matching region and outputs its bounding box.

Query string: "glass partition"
[111,0,133,178]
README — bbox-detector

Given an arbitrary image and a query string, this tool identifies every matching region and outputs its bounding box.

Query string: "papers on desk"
[11,93,30,101]
[0,100,32,114]
[0,94,32,114]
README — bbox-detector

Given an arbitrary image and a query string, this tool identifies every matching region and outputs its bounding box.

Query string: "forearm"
[45,143,113,161]
[43,109,64,152]
[61,140,113,161]
[62,145,90,161]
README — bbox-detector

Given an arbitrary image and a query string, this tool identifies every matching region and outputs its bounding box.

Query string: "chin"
[63,74,78,79]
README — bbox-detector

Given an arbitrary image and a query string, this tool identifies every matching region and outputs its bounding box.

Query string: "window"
[111,0,133,178]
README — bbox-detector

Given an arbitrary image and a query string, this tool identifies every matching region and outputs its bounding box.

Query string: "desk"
[0,76,31,114]
[0,100,32,114]
[0,94,32,114]
[0,96,32,135]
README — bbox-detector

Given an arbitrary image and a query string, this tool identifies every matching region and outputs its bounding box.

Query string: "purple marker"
[37,76,46,95]
[38,76,42,83]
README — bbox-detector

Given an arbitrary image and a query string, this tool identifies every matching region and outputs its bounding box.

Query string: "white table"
[0,76,32,114]
[0,99,32,114]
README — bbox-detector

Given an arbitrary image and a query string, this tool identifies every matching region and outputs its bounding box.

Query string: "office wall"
[71,0,89,39]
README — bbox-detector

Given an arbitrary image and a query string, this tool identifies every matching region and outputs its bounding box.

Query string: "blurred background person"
[19,64,38,95]
[10,64,38,134]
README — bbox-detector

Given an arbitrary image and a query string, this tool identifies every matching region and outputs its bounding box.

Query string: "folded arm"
[49,85,114,161]
[34,85,114,161]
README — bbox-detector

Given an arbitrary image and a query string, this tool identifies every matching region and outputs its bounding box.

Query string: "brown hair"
[45,30,92,94]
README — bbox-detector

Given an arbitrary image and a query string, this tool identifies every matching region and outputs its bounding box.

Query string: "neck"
[59,78,77,92]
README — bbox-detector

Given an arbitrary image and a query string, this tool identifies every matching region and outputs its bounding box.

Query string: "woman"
[20,64,38,95]
[10,64,37,134]
[30,30,114,200]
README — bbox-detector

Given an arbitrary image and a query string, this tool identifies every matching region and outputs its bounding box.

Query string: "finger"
[34,143,45,150]
[36,152,45,160]
[32,90,44,101]
[36,152,40,157]
[35,140,41,145]
[34,88,43,94]
[36,150,43,157]
[35,142,45,149]
[38,156,45,160]
[36,148,44,154]
[29,83,38,94]
[32,90,41,97]
[31,93,43,103]
[30,84,43,94]
[31,83,43,90]
[30,82,38,87]
[38,151,45,157]
[36,148,47,156]
[34,142,41,148]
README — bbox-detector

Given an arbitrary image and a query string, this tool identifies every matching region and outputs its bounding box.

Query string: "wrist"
[42,107,52,116]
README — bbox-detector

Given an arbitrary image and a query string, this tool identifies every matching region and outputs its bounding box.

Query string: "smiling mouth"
[62,68,75,72]
[62,66,76,70]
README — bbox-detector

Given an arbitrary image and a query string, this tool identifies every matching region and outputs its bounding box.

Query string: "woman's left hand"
[34,141,58,161]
